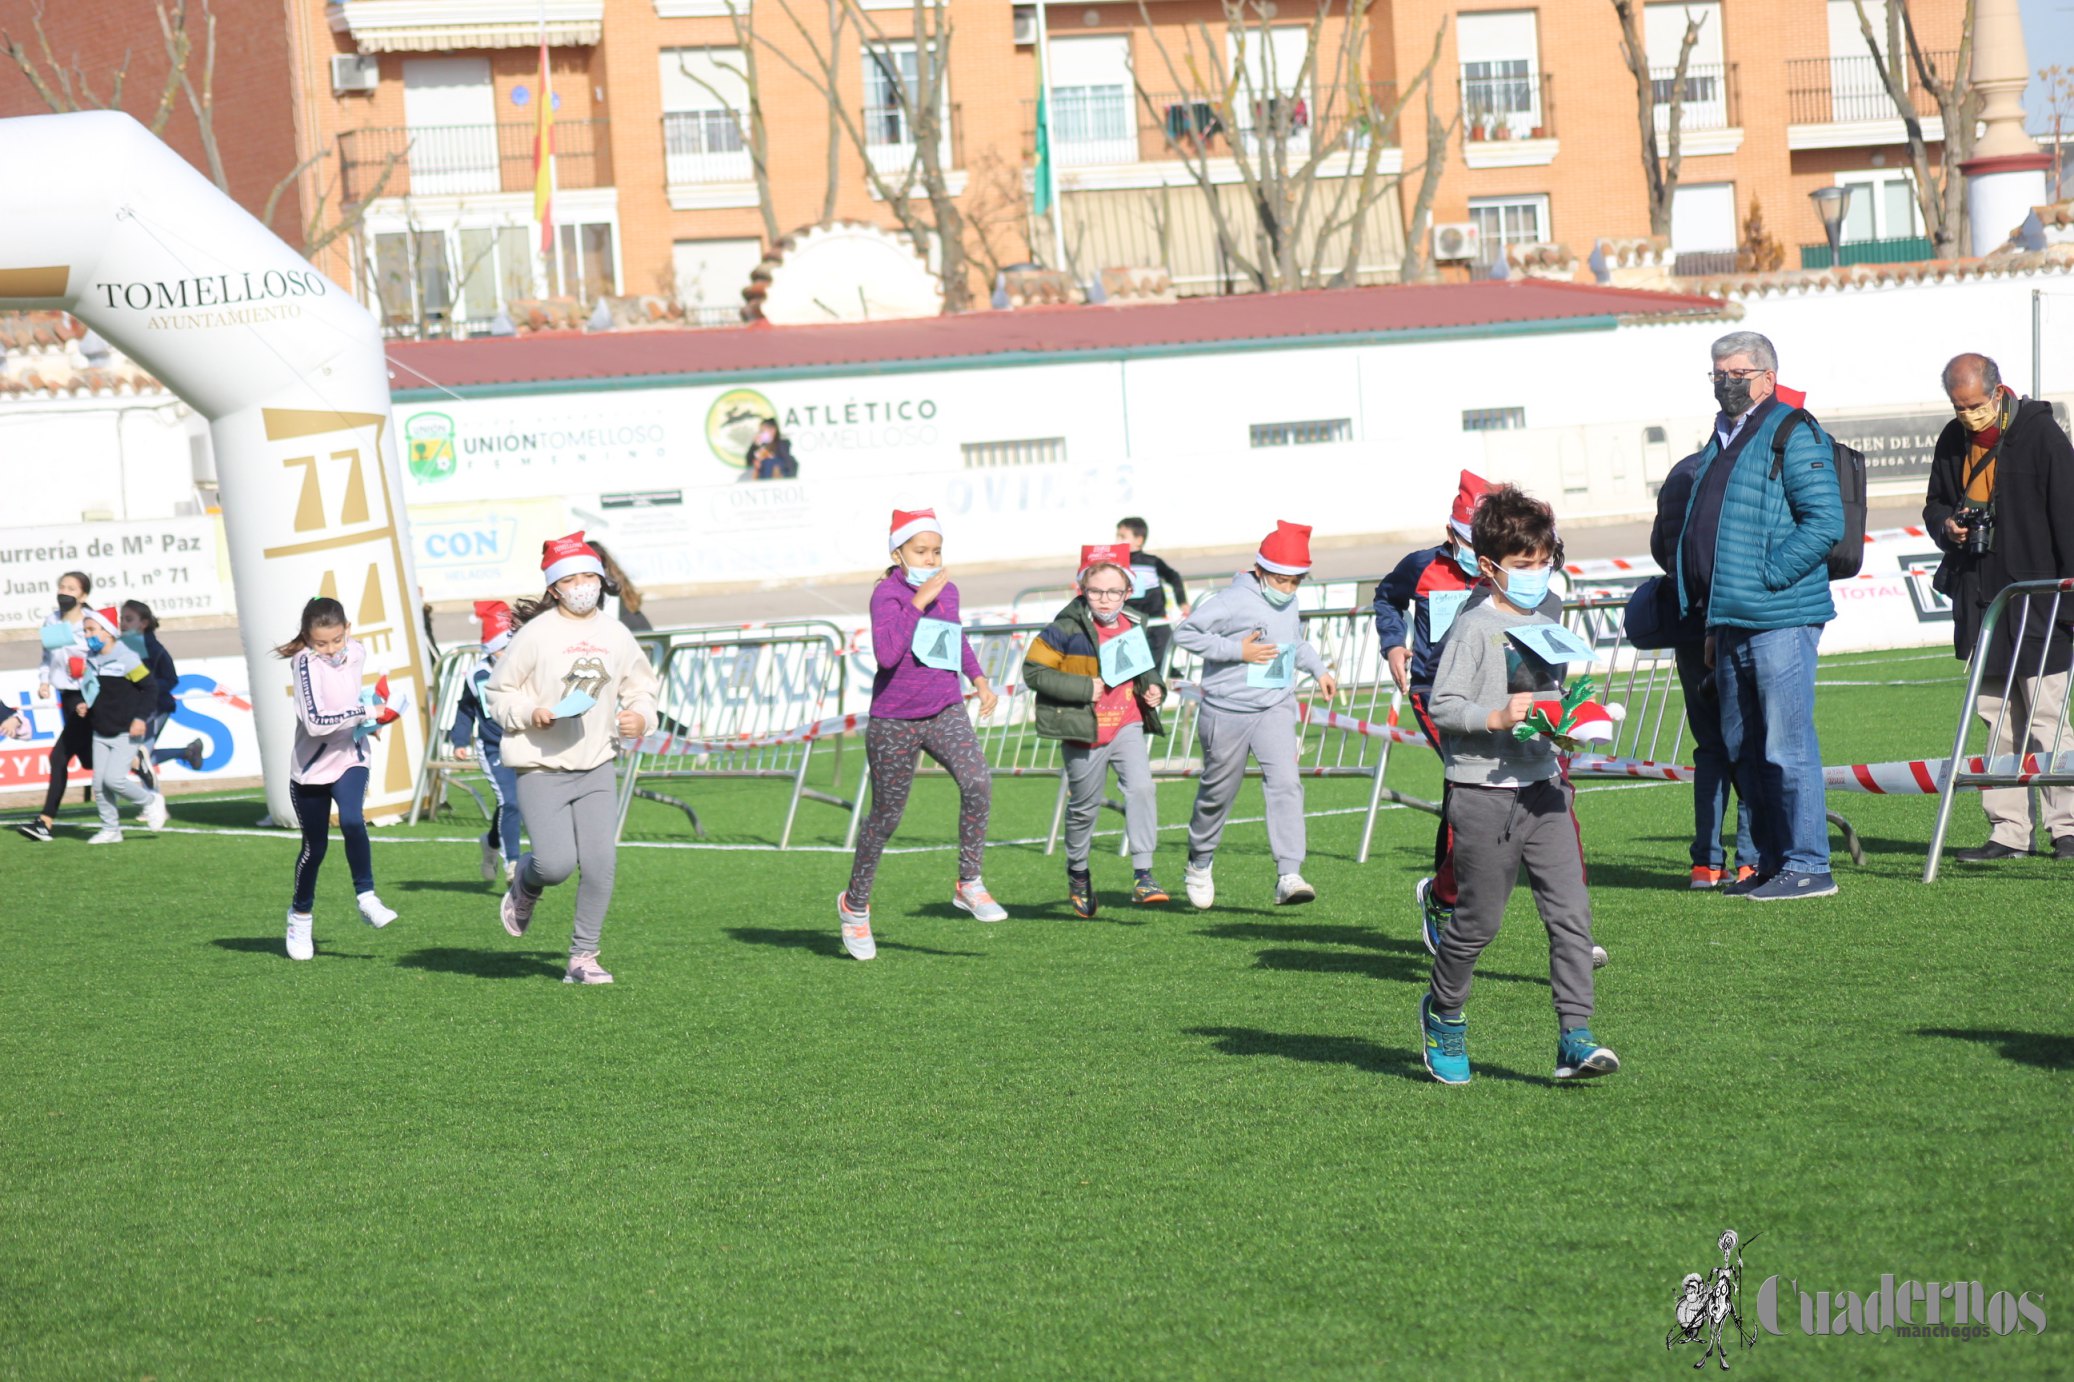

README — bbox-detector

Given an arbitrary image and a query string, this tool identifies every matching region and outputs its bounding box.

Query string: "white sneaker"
[951,877,1007,922]
[837,891,876,961]
[501,875,537,937]
[87,828,123,844]
[356,891,397,928]
[141,792,169,831]
[1275,873,1317,906]
[285,910,314,961]
[1184,858,1215,909]
[478,832,499,882]
[1591,944,1609,969]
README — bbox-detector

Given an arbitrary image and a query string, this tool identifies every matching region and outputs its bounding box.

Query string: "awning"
[328,0,604,52]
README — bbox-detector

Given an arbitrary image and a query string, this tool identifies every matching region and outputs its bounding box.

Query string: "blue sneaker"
[1744,869,1838,902]
[1415,876,1451,957]
[1555,1026,1621,1080]
[1419,994,1471,1085]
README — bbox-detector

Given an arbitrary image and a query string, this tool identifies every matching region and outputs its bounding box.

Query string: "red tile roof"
[384,279,1729,394]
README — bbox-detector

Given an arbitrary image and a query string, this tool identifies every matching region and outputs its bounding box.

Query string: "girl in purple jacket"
[837,508,1005,960]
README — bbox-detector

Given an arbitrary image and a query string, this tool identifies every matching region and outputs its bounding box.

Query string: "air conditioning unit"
[1433,222,1481,262]
[1012,6,1037,45]
[331,53,378,94]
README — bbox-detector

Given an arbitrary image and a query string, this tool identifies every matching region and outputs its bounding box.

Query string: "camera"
[1953,505,1995,555]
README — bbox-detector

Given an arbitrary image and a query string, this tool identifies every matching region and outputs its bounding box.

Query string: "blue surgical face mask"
[1497,564,1554,609]
[120,632,147,655]
[1260,585,1296,610]
[85,635,106,655]
[1454,543,1478,572]
[903,565,940,589]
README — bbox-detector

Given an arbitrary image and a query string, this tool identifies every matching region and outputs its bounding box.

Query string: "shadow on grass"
[167,800,281,830]
[1916,1027,2074,1071]
[1196,921,1425,953]
[209,937,374,960]
[394,947,564,980]
[725,926,983,959]
[396,879,500,894]
[1187,1026,1560,1087]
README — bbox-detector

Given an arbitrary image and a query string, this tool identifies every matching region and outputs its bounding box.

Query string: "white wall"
[0,396,207,525]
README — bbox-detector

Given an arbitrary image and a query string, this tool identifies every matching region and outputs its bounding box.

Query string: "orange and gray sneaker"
[1130,869,1170,905]
[952,877,1007,923]
[1068,869,1097,919]
[1689,865,1726,890]
[837,891,876,961]
[564,952,613,985]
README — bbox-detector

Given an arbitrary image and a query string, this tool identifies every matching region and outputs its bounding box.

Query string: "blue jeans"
[483,742,523,862]
[1715,626,1829,875]
[1675,641,1755,869]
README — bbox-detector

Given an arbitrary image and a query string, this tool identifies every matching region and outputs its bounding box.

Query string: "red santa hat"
[81,604,122,637]
[472,599,515,653]
[1255,520,1313,576]
[541,531,604,587]
[1449,470,1492,543]
[888,507,942,553]
[1077,542,1133,581]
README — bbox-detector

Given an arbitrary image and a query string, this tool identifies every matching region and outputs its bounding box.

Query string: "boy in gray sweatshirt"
[1172,521,1339,908]
[1419,486,1619,1085]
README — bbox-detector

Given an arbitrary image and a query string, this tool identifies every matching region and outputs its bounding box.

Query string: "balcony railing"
[1461,72,1553,144]
[861,103,963,177]
[1785,53,1954,125]
[1649,61,1739,131]
[1670,249,1740,277]
[1025,82,1401,171]
[661,109,750,184]
[338,120,612,203]
[1799,235,1937,269]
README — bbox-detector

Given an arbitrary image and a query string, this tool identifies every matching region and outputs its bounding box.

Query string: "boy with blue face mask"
[1419,486,1617,1085]
[77,603,169,843]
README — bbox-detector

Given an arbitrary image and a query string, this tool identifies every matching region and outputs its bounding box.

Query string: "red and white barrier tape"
[627,711,864,758]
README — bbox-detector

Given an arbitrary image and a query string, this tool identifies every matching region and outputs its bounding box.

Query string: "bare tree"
[4,0,188,133]
[680,6,781,246]
[1612,0,1707,238]
[1850,0,1977,258]
[961,149,1034,286]
[1130,0,1444,294]
[1397,78,1455,283]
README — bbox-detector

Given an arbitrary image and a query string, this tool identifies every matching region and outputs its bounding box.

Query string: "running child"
[837,507,1005,961]
[1024,544,1171,918]
[277,596,401,960]
[79,603,168,843]
[484,533,659,985]
[122,600,205,791]
[449,600,524,884]
[1372,470,1489,943]
[1172,520,1338,908]
[1116,516,1190,672]
[1419,485,1618,1084]
[17,570,94,842]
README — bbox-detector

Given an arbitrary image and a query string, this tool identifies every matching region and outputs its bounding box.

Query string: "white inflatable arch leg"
[0,111,428,825]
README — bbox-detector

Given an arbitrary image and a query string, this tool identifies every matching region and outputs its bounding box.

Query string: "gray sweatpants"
[515,762,619,959]
[1429,779,1597,1029]
[1064,721,1158,870]
[92,732,154,829]
[1187,701,1305,874]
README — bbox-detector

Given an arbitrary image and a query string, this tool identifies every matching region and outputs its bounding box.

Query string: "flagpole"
[1033,0,1066,273]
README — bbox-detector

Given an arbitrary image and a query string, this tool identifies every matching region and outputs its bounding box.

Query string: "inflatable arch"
[0,111,428,824]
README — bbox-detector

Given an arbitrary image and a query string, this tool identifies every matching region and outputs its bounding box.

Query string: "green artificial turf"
[3,648,2068,1380]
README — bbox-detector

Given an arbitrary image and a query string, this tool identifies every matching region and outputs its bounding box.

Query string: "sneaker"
[1952,840,2032,862]
[1735,865,1757,884]
[1688,865,1725,889]
[1419,994,1471,1085]
[2055,836,2074,861]
[837,891,876,961]
[135,757,156,793]
[478,832,500,882]
[86,828,123,844]
[15,820,53,842]
[1591,944,1609,969]
[356,891,397,928]
[1744,869,1838,902]
[1183,857,1215,909]
[952,878,1007,923]
[1131,871,1170,905]
[285,909,314,962]
[1068,869,1096,919]
[141,792,169,831]
[180,740,205,771]
[564,952,614,985]
[1723,869,1771,897]
[500,875,538,938]
[1275,873,1317,906]
[1415,876,1452,956]
[1555,1026,1621,1080]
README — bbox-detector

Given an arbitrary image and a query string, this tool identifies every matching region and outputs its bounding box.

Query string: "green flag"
[1033,78,1055,218]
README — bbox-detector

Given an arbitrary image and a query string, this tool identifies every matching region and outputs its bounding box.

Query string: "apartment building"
[0,0,1973,331]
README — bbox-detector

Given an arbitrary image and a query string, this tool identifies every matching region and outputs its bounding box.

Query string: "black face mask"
[1713,376,1754,416]
[55,593,78,613]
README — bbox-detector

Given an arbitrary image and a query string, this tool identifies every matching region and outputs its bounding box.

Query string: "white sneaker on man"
[1591,944,1609,968]
[356,891,397,928]
[478,832,500,882]
[1275,873,1317,906]
[952,878,1007,922]
[285,910,314,961]
[837,892,876,961]
[1184,858,1216,909]
[87,828,123,844]
[141,793,169,831]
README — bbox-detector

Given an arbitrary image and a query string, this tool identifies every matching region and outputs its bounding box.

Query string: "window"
[1825,0,1899,122]
[1457,11,1540,138]
[1468,194,1550,265]
[672,238,763,325]
[659,49,750,184]
[1228,26,1313,154]
[1249,418,1352,448]
[962,437,1066,468]
[1670,182,1737,257]
[401,57,498,196]
[1048,35,1134,166]
[1644,3,1726,127]
[862,40,949,171]
[367,215,619,337]
[1836,170,1920,242]
[1461,408,1526,432]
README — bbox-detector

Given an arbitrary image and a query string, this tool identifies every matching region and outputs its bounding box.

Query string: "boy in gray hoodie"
[1172,521,1339,908]
[1419,486,1619,1086]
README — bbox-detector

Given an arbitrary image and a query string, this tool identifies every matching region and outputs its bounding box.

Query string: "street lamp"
[1808,185,1853,267]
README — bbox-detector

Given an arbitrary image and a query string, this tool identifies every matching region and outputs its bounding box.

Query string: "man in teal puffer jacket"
[1675,331,1844,902]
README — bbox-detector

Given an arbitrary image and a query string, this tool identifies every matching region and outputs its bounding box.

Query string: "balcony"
[1649,61,1742,155]
[338,120,613,204]
[861,103,964,190]
[1798,235,1937,269]
[661,110,757,208]
[1460,72,1556,168]
[1785,54,1951,150]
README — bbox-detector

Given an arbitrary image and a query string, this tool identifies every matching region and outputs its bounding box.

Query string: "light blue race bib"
[1246,645,1296,689]
[1098,625,1155,685]
[1506,623,1596,666]
[40,623,75,650]
[1427,588,1470,644]
[912,618,964,672]
[549,689,599,719]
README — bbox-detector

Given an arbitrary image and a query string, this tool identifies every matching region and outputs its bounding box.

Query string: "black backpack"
[1768,407,1867,581]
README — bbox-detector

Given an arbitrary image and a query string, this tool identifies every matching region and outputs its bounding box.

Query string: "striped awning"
[327,1,604,52]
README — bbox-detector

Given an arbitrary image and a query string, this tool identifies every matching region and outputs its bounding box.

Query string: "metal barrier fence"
[1925,577,2074,882]
[409,642,493,826]
[1008,572,1387,623]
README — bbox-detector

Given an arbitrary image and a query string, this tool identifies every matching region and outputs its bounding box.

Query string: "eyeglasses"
[1707,368,1768,382]
[1083,586,1130,600]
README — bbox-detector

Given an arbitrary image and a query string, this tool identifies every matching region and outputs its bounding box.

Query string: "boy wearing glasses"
[1172,521,1339,909]
[1023,545,1172,916]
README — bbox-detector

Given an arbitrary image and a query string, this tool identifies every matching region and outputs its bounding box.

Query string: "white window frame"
[1644,2,1726,130]
[862,40,953,177]
[1456,10,1542,140]
[1227,25,1315,158]
[1047,35,1135,167]
[358,193,623,337]
[1467,193,1550,265]
[660,48,752,186]
[1834,169,1921,243]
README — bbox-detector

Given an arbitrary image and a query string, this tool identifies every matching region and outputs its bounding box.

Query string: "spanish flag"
[532,32,554,254]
